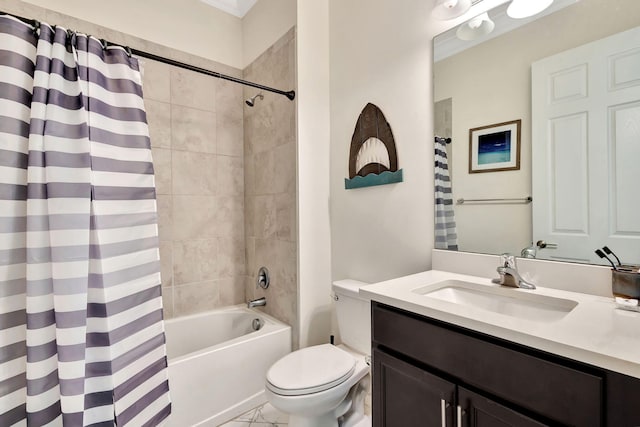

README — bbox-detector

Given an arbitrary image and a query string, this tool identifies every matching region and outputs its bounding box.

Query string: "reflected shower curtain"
[0,15,170,426]
[434,137,458,250]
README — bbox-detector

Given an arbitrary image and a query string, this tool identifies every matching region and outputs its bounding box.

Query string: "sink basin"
[413,280,578,322]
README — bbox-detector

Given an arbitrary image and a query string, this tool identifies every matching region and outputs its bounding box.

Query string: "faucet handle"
[256,266,270,289]
[499,253,516,268]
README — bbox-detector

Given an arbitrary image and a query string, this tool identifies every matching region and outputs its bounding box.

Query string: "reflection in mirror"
[433,0,640,266]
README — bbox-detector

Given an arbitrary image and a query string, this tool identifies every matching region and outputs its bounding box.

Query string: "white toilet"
[264,280,371,427]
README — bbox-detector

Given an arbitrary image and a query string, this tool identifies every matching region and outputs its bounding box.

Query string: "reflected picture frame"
[469,119,521,173]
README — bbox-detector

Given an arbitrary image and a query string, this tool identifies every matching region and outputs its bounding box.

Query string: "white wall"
[242,0,296,68]
[296,0,332,347]
[304,0,472,346]
[18,0,244,68]
[328,0,459,284]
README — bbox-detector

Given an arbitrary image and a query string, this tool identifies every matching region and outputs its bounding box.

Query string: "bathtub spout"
[247,297,266,308]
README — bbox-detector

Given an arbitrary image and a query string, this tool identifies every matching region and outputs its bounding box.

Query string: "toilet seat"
[266,344,356,396]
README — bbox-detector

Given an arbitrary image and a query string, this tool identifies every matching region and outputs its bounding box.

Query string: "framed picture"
[469,119,521,173]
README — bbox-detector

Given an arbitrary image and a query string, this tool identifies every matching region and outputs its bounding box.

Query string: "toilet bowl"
[265,344,369,426]
[264,280,371,427]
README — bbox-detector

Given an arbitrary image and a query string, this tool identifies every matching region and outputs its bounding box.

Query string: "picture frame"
[469,119,521,173]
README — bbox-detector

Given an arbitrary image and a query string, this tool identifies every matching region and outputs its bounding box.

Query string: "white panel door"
[532,26,640,265]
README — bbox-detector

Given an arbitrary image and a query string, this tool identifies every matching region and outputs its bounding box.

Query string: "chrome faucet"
[247,297,266,308]
[492,254,536,290]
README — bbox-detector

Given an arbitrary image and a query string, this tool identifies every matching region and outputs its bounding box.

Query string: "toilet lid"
[266,344,355,396]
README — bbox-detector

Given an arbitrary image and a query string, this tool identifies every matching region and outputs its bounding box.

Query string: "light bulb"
[468,13,489,29]
[507,0,554,19]
[456,12,495,41]
[443,0,458,9]
[431,0,472,20]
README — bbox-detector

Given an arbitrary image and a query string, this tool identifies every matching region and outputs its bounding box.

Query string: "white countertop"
[361,270,640,379]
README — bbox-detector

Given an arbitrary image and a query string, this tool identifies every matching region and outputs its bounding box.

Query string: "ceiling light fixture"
[507,0,554,19]
[431,0,472,20]
[456,12,495,40]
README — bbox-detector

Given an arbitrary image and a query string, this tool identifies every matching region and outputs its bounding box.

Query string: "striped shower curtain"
[0,15,170,426]
[434,137,458,250]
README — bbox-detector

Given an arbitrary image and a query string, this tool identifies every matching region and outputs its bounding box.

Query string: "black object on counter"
[602,246,622,266]
[595,249,617,270]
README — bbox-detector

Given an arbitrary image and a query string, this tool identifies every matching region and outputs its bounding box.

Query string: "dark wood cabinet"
[372,302,640,427]
[458,388,548,427]
[373,350,550,427]
[373,348,455,427]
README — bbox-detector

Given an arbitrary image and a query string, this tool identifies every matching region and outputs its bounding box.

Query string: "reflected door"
[532,26,640,264]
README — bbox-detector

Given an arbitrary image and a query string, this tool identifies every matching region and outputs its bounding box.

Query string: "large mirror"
[433,0,640,266]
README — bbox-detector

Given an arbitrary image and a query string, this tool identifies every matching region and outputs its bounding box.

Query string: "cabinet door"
[373,303,602,426]
[458,387,548,427]
[373,349,455,427]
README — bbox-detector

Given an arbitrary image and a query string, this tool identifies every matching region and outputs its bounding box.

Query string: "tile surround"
[151,148,172,195]
[218,115,245,157]
[174,280,221,317]
[158,241,173,288]
[141,61,171,104]
[218,156,245,196]
[275,192,296,242]
[253,195,277,239]
[244,27,298,347]
[170,67,218,112]
[172,150,218,195]
[140,42,246,319]
[2,0,297,329]
[172,195,219,241]
[172,239,218,285]
[156,195,173,242]
[170,105,218,154]
[145,99,171,148]
[154,28,297,321]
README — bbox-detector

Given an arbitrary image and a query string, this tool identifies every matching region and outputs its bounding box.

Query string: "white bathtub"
[162,305,291,426]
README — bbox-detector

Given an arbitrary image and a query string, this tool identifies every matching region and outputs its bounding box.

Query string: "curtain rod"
[1,10,296,101]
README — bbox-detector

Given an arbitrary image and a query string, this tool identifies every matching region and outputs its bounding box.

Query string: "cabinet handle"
[457,405,463,427]
[440,399,447,427]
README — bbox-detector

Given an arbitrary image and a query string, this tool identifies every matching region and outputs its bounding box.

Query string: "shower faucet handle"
[256,266,270,289]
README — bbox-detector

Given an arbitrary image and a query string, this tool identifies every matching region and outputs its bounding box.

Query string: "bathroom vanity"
[362,270,640,426]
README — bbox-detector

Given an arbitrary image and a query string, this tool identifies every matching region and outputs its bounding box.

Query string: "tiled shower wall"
[243,28,298,346]
[3,0,298,330]
[143,61,246,318]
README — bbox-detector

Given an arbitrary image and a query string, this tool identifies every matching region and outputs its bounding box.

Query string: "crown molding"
[200,0,258,18]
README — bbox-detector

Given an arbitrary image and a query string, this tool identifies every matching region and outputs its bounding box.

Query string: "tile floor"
[219,403,289,426]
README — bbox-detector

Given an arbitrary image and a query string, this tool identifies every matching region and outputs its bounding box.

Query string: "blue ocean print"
[478,130,511,165]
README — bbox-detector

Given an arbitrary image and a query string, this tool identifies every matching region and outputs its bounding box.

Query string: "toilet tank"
[332,280,371,355]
